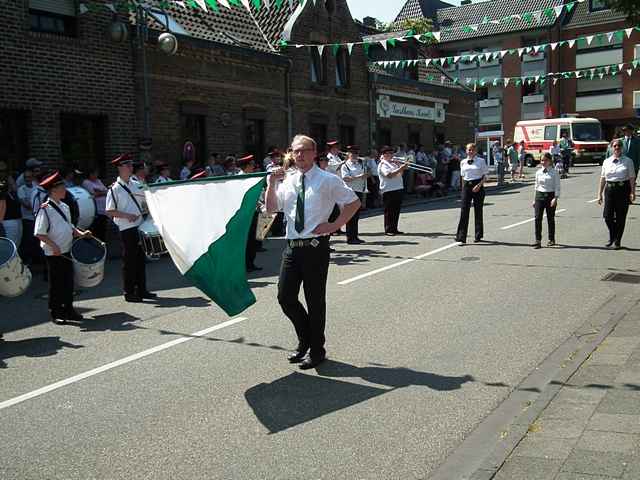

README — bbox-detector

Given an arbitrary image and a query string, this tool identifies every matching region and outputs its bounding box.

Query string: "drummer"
[34,171,92,324]
[106,153,156,303]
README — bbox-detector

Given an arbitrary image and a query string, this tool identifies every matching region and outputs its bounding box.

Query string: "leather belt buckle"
[310,238,320,248]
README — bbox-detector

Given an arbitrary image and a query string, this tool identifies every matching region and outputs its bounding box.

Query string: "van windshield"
[572,123,602,141]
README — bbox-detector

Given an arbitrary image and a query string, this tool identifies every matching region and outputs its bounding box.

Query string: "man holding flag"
[266,135,360,370]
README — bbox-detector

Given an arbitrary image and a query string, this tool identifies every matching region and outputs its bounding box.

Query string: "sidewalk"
[493,303,640,480]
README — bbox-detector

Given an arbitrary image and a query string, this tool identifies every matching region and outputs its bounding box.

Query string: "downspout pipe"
[285,57,293,143]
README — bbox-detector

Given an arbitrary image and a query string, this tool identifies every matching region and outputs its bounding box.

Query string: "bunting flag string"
[417,61,640,89]
[78,0,594,57]
[372,27,640,70]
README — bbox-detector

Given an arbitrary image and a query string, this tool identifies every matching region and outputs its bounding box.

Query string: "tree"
[605,0,640,25]
[387,17,434,35]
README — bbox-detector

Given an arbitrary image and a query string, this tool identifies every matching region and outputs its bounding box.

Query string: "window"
[336,48,351,88]
[522,80,543,97]
[544,125,557,141]
[0,110,29,173]
[378,128,391,147]
[29,0,77,36]
[148,9,189,36]
[572,123,602,141]
[589,0,608,12]
[310,48,327,85]
[244,118,265,161]
[60,114,106,176]
[310,123,327,150]
[339,125,355,147]
[560,125,571,139]
[180,113,206,165]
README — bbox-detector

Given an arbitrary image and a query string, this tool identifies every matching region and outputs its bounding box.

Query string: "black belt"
[287,237,324,248]
[607,181,627,187]
[463,179,482,185]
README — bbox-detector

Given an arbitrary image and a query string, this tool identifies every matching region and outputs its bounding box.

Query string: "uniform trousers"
[456,180,485,242]
[346,192,364,241]
[382,189,403,233]
[603,183,631,245]
[120,226,146,295]
[89,214,109,242]
[45,254,74,315]
[246,211,259,268]
[534,192,556,242]
[277,237,330,360]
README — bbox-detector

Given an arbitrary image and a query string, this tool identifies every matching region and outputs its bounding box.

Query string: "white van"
[514,116,609,165]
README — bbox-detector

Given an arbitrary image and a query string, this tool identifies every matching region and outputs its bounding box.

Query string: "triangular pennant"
[553,5,563,17]
[625,28,634,38]
[193,0,208,10]
[500,50,508,58]
[331,44,340,56]
[565,2,576,13]
[387,38,397,48]
[627,69,633,76]
[550,42,558,51]
[346,43,354,55]
[568,39,576,48]
[453,56,461,64]
[619,63,625,71]
[553,78,558,85]
[425,59,431,66]
[379,40,387,51]
[606,31,615,43]
[317,45,325,56]
[633,60,640,68]
[432,31,441,42]
[504,78,510,87]
[585,35,594,45]
[78,3,89,14]
[605,66,611,74]
[176,0,187,7]
[532,11,543,23]
[599,72,604,79]
[518,47,526,56]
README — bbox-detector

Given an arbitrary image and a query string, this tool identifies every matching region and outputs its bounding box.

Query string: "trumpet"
[391,156,434,175]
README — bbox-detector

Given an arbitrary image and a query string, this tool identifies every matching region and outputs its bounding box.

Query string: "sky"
[346,0,468,23]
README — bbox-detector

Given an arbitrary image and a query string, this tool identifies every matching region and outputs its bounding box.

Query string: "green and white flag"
[144,173,267,316]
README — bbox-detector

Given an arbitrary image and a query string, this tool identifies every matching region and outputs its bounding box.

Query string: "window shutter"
[30,0,76,16]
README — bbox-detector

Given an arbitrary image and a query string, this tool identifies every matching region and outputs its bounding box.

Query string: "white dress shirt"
[82,178,107,214]
[155,175,171,184]
[601,155,635,182]
[460,156,489,181]
[105,177,144,231]
[341,160,367,193]
[535,166,561,197]
[17,184,35,220]
[378,159,404,193]
[276,165,357,240]
[326,152,343,176]
[34,199,74,255]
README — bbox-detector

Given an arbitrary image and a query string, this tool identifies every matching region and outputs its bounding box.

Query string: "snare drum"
[138,217,167,258]
[67,186,97,230]
[0,237,32,297]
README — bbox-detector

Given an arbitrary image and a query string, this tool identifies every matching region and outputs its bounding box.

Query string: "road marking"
[500,209,567,230]
[587,198,599,203]
[338,242,461,285]
[0,317,247,412]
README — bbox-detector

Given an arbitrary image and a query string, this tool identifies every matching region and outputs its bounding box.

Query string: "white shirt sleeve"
[330,176,358,206]
[555,171,561,198]
[34,208,49,236]
[378,161,394,177]
[105,187,117,211]
[275,182,285,212]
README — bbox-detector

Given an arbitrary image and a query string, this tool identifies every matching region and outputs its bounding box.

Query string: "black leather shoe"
[605,241,614,248]
[287,351,307,363]
[64,309,84,321]
[247,265,263,272]
[125,294,143,303]
[394,231,405,235]
[139,291,157,299]
[614,244,622,250]
[532,242,542,249]
[299,355,326,370]
[50,312,67,325]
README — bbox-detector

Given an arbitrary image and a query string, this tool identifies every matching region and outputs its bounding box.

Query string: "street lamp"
[109,2,178,156]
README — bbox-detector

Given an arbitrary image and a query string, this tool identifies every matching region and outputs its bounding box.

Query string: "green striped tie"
[295,174,305,233]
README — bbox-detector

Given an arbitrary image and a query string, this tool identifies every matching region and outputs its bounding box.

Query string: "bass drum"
[66,186,97,230]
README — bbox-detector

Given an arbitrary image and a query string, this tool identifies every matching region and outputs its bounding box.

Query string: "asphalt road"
[1,165,638,480]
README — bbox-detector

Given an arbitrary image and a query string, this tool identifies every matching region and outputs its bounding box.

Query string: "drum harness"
[109,181,143,216]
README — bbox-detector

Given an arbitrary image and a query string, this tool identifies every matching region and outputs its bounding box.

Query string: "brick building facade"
[0,0,137,175]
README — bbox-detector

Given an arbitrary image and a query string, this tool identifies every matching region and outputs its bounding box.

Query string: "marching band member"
[378,145,407,236]
[326,140,343,176]
[131,162,148,186]
[341,145,367,244]
[106,154,156,303]
[597,138,636,249]
[34,171,91,324]
[266,134,360,369]
[455,143,488,244]
[155,163,172,183]
[532,153,561,249]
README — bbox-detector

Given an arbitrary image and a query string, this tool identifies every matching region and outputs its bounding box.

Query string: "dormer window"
[29,0,77,37]
[589,0,608,12]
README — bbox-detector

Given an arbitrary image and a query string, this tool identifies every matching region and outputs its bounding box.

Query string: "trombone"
[390,156,434,175]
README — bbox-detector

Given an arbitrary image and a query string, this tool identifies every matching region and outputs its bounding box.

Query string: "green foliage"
[389,17,434,35]
[605,0,640,24]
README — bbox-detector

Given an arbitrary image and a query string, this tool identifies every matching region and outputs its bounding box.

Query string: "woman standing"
[455,143,489,244]
[597,138,636,249]
[341,146,367,244]
[518,140,527,179]
[378,146,407,236]
[532,153,561,249]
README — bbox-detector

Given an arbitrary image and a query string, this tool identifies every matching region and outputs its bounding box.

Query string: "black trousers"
[603,183,631,245]
[346,192,364,241]
[456,180,485,242]
[90,214,109,242]
[277,237,330,360]
[246,211,259,268]
[19,219,41,264]
[382,189,403,233]
[534,192,556,242]
[120,227,146,295]
[46,254,74,315]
